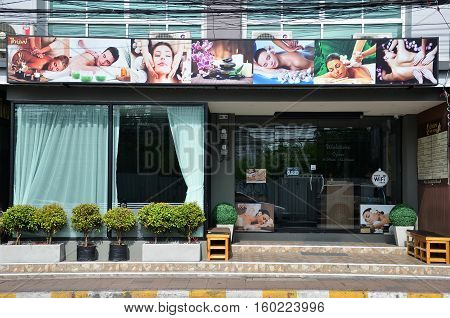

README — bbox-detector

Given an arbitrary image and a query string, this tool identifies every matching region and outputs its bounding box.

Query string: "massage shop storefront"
[3,35,444,245]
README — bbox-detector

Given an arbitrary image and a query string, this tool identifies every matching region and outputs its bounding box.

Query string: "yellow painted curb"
[262,290,298,298]
[329,290,368,298]
[50,291,89,298]
[123,291,158,298]
[189,290,226,298]
[74,291,89,298]
[0,293,16,298]
[407,292,443,298]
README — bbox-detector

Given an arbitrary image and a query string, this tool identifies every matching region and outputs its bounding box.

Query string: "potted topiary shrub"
[1,205,38,245]
[71,203,103,261]
[103,207,136,261]
[138,203,174,244]
[212,203,238,241]
[138,202,176,261]
[32,203,68,262]
[139,202,205,262]
[36,203,67,244]
[175,202,206,244]
[0,205,54,263]
[389,204,417,247]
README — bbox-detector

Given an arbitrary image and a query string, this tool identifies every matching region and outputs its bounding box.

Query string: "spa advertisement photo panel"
[314,39,377,84]
[8,36,132,83]
[375,38,439,85]
[253,39,314,85]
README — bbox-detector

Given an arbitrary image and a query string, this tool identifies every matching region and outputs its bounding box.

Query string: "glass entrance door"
[235,117,401,232]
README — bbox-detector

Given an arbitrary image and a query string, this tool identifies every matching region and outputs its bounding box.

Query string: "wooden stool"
[407,230,450,264]
[207,228,231,261]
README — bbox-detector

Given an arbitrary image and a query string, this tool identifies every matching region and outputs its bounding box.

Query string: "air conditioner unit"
[149,31,192,39]
[0,23,17,56]
[251,31,293,40]
[353,33,392,39]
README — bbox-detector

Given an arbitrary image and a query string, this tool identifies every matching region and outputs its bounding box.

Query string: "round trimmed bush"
[36,203,67,244]
[71,204,103,247]
[103,207,136,245]
[389,204,417,226]
[174,202,206,243]
[212,203,238,225]
[2,205,39,245]
[138,203,175,243]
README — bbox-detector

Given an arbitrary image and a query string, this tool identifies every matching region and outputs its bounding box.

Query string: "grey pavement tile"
[186,278,209,289]
[167,279,190,289]
[205,279,227,289]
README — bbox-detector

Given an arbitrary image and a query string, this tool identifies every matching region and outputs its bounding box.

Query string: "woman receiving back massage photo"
[315,39,376,84]
[253,39,314,72]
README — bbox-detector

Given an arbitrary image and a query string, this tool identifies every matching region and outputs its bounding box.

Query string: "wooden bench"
[206,228,231,261]
[407,230,450,264]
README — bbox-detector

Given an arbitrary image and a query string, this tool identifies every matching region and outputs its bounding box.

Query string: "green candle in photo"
[81,75,93,82]
[72,71,80,79]
[95,74,106,82]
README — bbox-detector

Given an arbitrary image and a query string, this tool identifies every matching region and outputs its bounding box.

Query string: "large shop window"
[13,104,205,238]
[14,105,109,237]
[114,105,204,210]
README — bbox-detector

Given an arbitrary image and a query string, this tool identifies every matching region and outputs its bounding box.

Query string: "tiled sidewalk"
[0,277,449,298]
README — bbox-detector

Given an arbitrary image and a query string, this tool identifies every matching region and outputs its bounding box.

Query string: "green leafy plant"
[71,204,103,247]
[35,203,67,244]
[174,203,206,244]
[103,207,136,245]
[0,215,4,235]
[2,205,39,245]
[212,203,238,225]
[389,204,417,226]
[138,203,175,243]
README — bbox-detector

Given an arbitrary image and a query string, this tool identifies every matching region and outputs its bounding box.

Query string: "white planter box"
[392,226,414,247]
[0,243,66,263]
[142,243,201,262]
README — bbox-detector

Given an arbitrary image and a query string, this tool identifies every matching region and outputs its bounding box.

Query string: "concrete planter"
[392,226,414,247]
[142,243,201,262]
[0,243,65,263]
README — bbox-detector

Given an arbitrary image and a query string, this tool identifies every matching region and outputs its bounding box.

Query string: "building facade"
[0,1,449,256]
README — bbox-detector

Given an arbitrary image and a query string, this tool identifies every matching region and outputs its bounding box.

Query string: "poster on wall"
[314,39,376,84]
[130,39,192,84]
[7,36,132,83]
[360,204,394,234]
[253,39,314,84]
[235,202,275,232]
[376,38,439,85]
[246,169,266,183]
[191,40,253,84]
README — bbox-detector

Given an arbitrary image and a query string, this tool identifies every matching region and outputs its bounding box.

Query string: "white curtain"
[14,104,117,237]
[167,106,204,211]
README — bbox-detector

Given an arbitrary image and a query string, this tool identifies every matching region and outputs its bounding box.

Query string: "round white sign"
[371,169,389,187]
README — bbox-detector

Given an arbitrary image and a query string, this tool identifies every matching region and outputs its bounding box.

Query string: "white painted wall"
[409,4,450,63]
[0,0,38,34]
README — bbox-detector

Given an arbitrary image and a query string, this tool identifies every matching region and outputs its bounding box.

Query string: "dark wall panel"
[417,103,450,236]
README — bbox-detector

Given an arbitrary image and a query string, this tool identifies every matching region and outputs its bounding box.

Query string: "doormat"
[300,252,348,257]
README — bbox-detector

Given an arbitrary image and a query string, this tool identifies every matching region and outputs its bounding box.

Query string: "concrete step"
[1,260,448,279]
[232,243,405,256]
